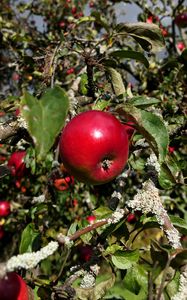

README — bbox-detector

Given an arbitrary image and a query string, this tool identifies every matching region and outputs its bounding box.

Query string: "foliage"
[0,0,186,299]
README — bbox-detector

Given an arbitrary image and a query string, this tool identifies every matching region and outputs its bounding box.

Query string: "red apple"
[127,213,137,224]
[0,272,29,300]
[59,110,129,185]
[86,215,96,224]
[8,151,26,178]
[177,41,185,51]
[175,12,187,27]
[54,176,74,191]
[168,146,175,154]
[66,67,75,75]
[0,201,11,217]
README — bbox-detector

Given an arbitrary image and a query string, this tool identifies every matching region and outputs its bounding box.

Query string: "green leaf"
[159,163,176,189]
[21,86,69,159]
[110,50,149,68]
[93,99,109,111]
[129,96,161,108]
[117,104,169,162]
[165,271,180,298]
[112,249,139,270]
[19,223,40,254]
[79,73,88,95]
[170,215,187,235]
[91,12,110,32]
[107,68,126,96]
[116,22,165,52]
[76,16,96,25]
[104,244,124,256]
[94,206,113,219]
[121,264,148,299]
[67,222,78,236]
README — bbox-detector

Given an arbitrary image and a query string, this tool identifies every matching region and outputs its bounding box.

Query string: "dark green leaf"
[129,96,161,108]
[122,264,148,299]
[19,223,40,254]
[107,68,126,96]
[116,22,165,52]
[117,104,169,162]
[91,12,110,32]
[110,50,149,68]
[170,215,187,235]
[112,249,139,269]
[21,86,69,159]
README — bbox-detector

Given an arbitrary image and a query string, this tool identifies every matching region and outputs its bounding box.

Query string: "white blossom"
[80,272,96,289]
[172,267,187,300]
[32,194,45,204]
[146,152,161,174]
[17,115,28,129]
[128,180,181,249]
[108,209,124,224]
[165,228,182,249]
[6,241,59,272]
[128,180,167,225]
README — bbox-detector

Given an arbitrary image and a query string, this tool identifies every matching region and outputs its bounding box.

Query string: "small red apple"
[59,110,129,185]
[0,272,29,300]
[66,67,75,75]
[8,151,26,178]
[0,201,11,217]
[86,215,96,224]
[54,176,74,191]
[59,21,66,28]
[127,213,137,224]
[177,41,185,51]
[175,12,187,27]
[168,146,175,154]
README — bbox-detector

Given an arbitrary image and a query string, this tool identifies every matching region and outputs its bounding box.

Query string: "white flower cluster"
[17,114,28,129]
[108,209,125,224]
[6,241,59,272]
[128,180,181,249]
[128,180,167,225]
[165,228,182,249]
[146,152,161,174]
[172,267,187,300]
[80,272,96,289]
[32,194,45,204]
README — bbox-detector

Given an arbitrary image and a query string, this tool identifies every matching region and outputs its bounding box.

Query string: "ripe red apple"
[0,272,29,300]
[86,215,96,224]
[175,12,187,27]
[66,67,75,75]
[8,151,26,178]
[0,201,11,217]
[177,41,185,51]
[59,110,129,185]
[127,213,137,224]
[54,175,74,191]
